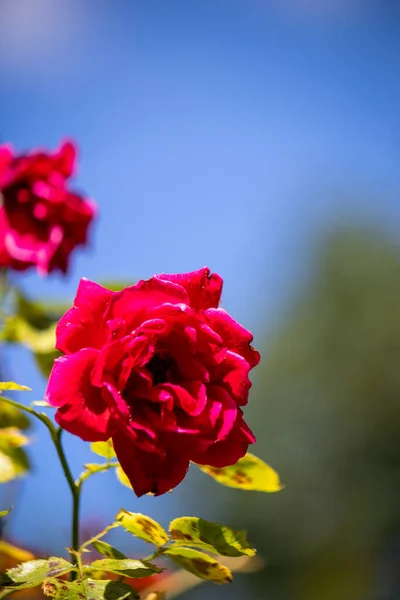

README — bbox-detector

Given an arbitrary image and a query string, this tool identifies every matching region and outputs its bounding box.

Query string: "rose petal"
[156,267,223,310]
[193,416,255,468]
[56,279,113,353]
[110,277,189,329]
[113,431,190,496]
[212,350,252,405]
[158,381,207,416]
[205,308,260,368]
[45,349,114,442]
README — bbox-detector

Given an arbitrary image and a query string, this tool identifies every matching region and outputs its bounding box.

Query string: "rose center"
[146,353,177,385]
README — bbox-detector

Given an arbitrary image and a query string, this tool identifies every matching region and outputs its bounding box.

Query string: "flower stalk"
[0,397,81,579]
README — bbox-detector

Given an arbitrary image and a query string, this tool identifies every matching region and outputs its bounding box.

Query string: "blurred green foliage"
[232,228,400,600]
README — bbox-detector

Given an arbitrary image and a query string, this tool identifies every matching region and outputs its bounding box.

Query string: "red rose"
[46,268,259,496]
[0,141,96,275]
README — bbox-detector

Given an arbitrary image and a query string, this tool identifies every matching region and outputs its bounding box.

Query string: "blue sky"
[0,0,399,554]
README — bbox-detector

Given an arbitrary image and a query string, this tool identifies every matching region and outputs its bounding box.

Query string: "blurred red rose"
[46,268,259,496]
[0,141,96,275]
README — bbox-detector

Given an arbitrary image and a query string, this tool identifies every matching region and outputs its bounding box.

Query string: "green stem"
[53,429,81,581]
[0,397,81,579]
[75,461,119,488]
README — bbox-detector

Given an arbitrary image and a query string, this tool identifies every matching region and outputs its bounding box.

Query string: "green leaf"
[0,427,30,483]
[163,547,232,584]
[0,558,75,589]
[169,517,255,557]
[0,400,31,430]
[0,507,12,518]
[0,382,31,392]
[91,540,127,560]
[85,558,161,578]
[90,440,116,460]
[42,578,139,599]
[116,510,169,546]
[197,453,283,492]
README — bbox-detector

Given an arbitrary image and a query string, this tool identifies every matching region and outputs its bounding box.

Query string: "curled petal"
[156,267,223,310]
[205,308,260,368]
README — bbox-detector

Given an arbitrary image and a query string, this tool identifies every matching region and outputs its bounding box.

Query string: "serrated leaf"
[0,382,31,392]
[0,507,11,518]
[42,577,139,599]
[90,440,116,460]
[85,558,161,578]
[115,465,132,489]
[197,453,283,492]
[169,517,255,557]
[91,540,127,560]
[163,547,232,584]
[0,557,75,589]
[116,510,168,546]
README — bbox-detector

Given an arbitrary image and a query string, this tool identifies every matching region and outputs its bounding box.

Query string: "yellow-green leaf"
[0,428,30,483]
[115,464,132,489]
[0,507,12,518]
[0,382,31,392]
[90,440,116,460]
[116,510,168,546]
[169,517,255,557]
[163,547,232,584]
[0,428,29,449]
[85,558,161,578]
[0,558,75,589]
[91,540,127,560]
[42,577,139,599]
[197,453,283,492]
